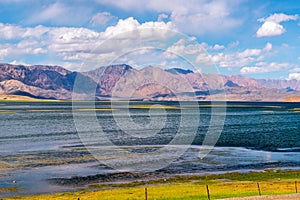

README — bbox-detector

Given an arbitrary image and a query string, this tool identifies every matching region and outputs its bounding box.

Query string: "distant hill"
[0,94,38,101]
[165,68,194,75]
[1,63,300,101]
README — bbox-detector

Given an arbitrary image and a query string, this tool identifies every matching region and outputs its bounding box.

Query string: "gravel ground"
[222,193,300,200]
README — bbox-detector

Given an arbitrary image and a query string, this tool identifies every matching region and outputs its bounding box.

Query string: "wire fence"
[3,180,300,200]
[111,180,300,200]
[74,180,300,200]
[144,181,299,200]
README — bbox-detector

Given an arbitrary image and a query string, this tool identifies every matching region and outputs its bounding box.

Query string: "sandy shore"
[222,193,300,200]
[0,94,37,100]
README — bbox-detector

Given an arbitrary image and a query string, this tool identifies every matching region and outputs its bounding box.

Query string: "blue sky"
[0,0,300,80]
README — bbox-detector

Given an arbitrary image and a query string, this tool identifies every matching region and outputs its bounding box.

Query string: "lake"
[0,101,300,196]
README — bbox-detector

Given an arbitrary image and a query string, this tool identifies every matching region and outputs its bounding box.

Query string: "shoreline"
[2,169,300,199]
[1,100,300,199]
[1,94,300,103]
[1,145,300,197]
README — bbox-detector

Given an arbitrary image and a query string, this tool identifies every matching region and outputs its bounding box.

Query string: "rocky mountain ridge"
[0,63,299,101]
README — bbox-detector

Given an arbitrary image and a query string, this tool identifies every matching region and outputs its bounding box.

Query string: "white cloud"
[158,13,168,22]
[9,60,30,66]
[49,27,100,44]
[256,21,286,37]
[288,73,300,80]
[0,14,290,76]
[166,38,227,58]
[172,1,241,35]
[240,66,263,74]
[0,23,50,40]
[241,62,291,74]
[289,68,300,73]
[212,44,225,50]
[90,12,117,25]
[0,17,179,70]
[0,47,9,60]
[258,13,298,23]
[0,41,46,62]
[196,42,273,68]
[103,17,140,37]
[23,25,50,38]
[165,39,204,56]
[263,42,272,51]
[102,17,175,40]
[163,38,278,74]
[256,13,298,37]
[97,0,242,35]
[166,39,274,70]
[0,23,23,39]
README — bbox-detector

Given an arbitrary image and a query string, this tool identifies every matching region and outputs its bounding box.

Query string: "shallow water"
[0,101,300,196]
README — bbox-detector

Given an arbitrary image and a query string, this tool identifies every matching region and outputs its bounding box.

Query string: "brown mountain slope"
[0,80,71,99]
[1,63,300,101]
[0,94,38,100]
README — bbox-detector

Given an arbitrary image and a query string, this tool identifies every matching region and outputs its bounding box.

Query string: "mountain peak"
[104,64,132,74]
[165,68,194,75]
[224,80,239,87]
[1,63,300,101]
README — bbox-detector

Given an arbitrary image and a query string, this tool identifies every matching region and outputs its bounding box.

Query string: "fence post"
[206,185,210,200]
[257,182,261,196]
[295,181,298,193]
[145,187,148,200]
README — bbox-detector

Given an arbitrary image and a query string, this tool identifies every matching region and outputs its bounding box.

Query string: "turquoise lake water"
[0,101,300,195]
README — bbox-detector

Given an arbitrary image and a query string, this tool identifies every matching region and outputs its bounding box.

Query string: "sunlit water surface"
[0,101,300,196]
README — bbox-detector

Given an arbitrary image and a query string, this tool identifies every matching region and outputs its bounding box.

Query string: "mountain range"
[0,63,300,101]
